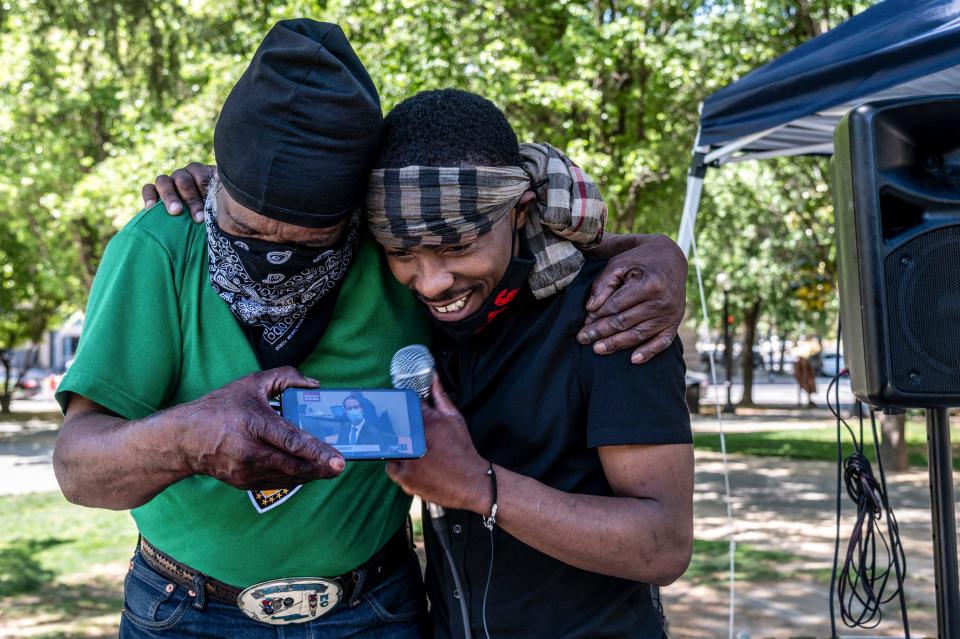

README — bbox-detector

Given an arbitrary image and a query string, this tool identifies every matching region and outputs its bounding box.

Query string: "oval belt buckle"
[238,577,342,625]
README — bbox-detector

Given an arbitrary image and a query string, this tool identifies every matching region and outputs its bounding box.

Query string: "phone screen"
[280,388,426,460]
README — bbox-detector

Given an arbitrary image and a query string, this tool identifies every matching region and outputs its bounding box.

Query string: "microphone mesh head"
[390,344,435,398]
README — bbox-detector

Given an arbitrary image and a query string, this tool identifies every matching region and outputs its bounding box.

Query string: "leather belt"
[138,526,414,607]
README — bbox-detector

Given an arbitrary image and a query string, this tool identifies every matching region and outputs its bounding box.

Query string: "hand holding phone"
[280,388,426,461]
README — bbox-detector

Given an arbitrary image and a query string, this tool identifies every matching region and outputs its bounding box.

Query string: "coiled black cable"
[825,326,909,636]
[836,447,906,628]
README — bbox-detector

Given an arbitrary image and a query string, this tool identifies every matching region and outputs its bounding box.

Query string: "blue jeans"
[119,549,428,638]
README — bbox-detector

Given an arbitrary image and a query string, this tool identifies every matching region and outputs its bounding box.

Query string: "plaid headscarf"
[366,143,607,299]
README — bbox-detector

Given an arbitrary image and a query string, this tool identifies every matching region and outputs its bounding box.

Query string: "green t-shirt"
[56,204,430,586]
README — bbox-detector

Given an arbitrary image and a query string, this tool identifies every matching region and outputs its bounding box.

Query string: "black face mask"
[203,181,359,368]
[430,250,534,342]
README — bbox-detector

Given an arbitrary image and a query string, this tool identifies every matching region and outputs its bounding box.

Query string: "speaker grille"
[885,226,960,395]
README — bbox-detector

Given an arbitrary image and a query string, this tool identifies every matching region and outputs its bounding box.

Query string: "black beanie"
[214,20,382,227]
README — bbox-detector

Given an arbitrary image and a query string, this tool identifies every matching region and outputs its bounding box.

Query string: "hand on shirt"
[142,162,214,222]
[579,234,688,364]
[385,377,491,514]
[142,164,687,363]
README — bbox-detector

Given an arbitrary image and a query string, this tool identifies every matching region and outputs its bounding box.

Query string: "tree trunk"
[880,412,908,472]
[0,353,11,415]
[766,325,775,380]
[739,298,763,406]
[777,337,787,373]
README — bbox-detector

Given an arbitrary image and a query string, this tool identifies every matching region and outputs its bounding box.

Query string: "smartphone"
[280,387,426,461]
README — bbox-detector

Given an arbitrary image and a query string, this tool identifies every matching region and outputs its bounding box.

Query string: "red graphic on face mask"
[478,287,521,332]
[495,288,519,307]
[484,308,508,324]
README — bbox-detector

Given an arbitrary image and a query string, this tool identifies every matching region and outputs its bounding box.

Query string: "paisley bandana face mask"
[203,174,360,368]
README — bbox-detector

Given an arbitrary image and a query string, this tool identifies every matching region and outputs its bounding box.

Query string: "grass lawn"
[685,539,833,585]
[694,418,953,468]
[0,492,137,638]
[0,492,425,638]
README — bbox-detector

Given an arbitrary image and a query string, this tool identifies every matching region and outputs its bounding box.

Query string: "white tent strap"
[721,142,834,164]
[690,231,738,639]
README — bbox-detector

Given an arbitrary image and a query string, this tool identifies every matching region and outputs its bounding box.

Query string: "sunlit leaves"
[2,0,877,359]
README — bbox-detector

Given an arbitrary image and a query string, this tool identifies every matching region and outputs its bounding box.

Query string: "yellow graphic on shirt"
[248,486,301,514]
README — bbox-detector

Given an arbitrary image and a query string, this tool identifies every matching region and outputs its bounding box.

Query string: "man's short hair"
[343,393,363,407]
[375,89,521,169]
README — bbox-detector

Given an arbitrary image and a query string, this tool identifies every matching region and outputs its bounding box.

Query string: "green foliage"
[2,0,880,364]
[685,2,873,401]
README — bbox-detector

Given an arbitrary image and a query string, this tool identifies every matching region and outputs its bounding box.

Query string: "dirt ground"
[1,404,953,638]
[663,450,944,638]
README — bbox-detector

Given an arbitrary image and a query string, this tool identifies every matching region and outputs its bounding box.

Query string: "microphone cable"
[826,323,910,636]
[390,344,496,639]
[437,502,496,639]
[481,525,495,639]
[430,510,473,639]
[866,407,910,636]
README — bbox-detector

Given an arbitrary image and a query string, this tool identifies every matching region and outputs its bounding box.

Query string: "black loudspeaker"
[832,95,960,409]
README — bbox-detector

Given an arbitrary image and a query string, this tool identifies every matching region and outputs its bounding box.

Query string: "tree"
[693,157,840,407]
[687,0,874,406]
[1,0,879,416]
[880,411,908,472]
[0,210,72,412]
[0,0,247,412]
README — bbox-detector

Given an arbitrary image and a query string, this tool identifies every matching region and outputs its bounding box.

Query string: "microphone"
[390,345,445,519]
[391,344,473,639]
[390,344,435,399]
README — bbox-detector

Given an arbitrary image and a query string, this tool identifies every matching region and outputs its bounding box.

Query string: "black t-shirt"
[424,256,692,639]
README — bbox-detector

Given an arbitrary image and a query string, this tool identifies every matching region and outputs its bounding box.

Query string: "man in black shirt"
[372,89,694,638]
[142,85,693,637]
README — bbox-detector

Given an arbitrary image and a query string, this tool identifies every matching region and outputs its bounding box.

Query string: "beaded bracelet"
[482,462,498,531]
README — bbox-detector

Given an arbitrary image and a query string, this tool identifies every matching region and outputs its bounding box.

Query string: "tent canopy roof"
[698,0,960,165]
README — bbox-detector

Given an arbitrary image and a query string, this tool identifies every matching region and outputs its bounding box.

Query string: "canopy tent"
[678,5,960,635]
[677,0,960,255]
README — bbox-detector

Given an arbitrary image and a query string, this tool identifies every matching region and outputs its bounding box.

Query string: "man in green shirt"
[57,18,687,639]
[55,20,435,637]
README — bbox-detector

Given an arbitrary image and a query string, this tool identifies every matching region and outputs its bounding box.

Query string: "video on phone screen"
[285,390,416,456]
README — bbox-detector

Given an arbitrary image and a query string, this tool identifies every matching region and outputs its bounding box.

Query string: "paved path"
[0,400,62,495]
[698,375,856,411]
[692,410,843,434]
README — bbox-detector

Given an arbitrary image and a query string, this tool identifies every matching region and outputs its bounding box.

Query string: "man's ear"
[516,191,536,230]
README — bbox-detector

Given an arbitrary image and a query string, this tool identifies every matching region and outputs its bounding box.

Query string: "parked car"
[684,371,709,413]
[13,369,47,397]
[820,353,845,377]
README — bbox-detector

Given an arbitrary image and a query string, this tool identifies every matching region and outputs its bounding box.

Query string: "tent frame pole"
[720,142,835,163]
[677,151,707,257]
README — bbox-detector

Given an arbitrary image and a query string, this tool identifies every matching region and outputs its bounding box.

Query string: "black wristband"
[482,462,498,530]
